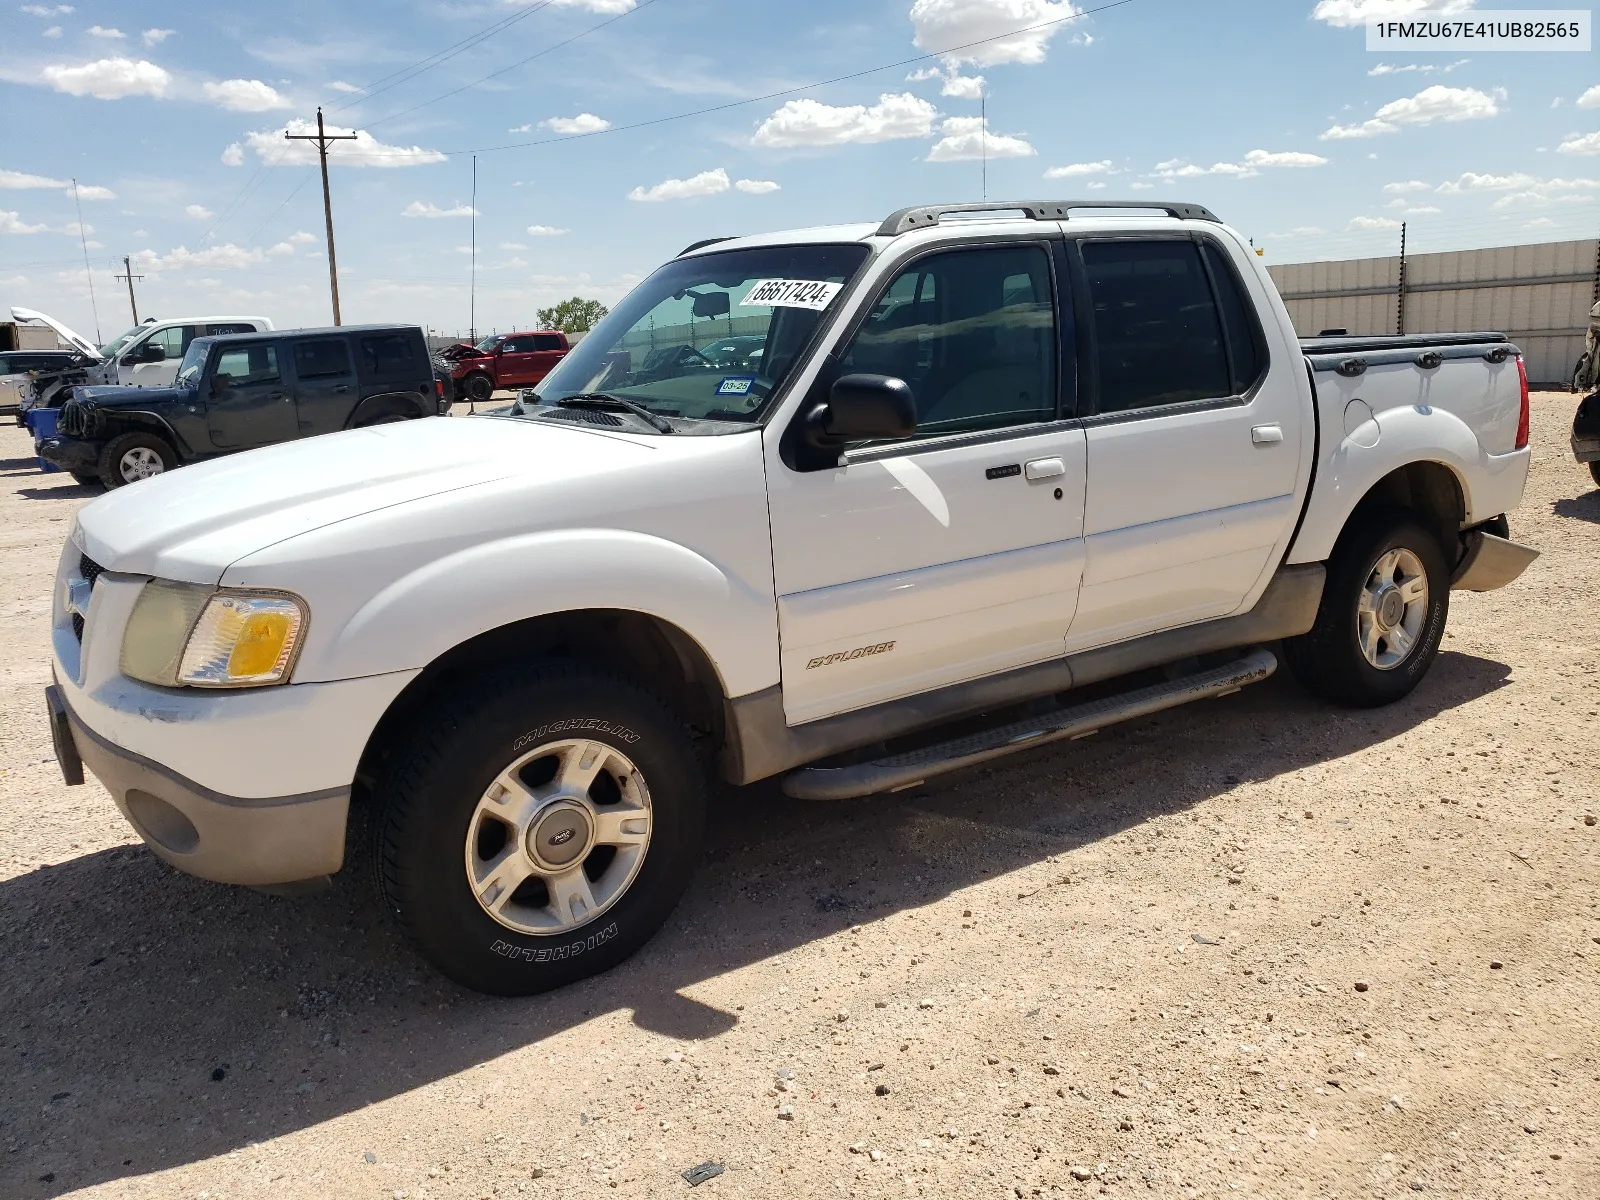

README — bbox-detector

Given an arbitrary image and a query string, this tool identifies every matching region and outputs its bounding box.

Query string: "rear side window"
[293,338,352,380]
[1200,241,1267,395]
[1080,239,1229,414]
[208,322,259,337]
[214,344,280,386]
[359,333,418,376]
[532,333,564,351]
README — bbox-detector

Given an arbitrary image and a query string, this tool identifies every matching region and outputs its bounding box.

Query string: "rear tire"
[374,663,707,996]
[97,431,175,489]
[1283,509,1450,708]
[69,471,101,488]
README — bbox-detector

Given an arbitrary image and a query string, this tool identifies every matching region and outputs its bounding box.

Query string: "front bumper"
[38,434,103,473]
[51,683,349,886]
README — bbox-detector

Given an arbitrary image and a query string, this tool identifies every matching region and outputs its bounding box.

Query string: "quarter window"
[1081,239,1230,414]
[214,344,280,387]
[839,245,1058,439]
[293,338,352,380]
[1201,241,1267,395]
[360,334,417,375]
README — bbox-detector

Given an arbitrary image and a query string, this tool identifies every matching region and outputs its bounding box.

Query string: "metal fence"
[1267,238,1599,385]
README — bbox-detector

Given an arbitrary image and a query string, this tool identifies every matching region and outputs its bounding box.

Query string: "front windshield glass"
[475,335,504,353]
[99,327,141,358]
[175,339,208,387]
[528,243,871,424]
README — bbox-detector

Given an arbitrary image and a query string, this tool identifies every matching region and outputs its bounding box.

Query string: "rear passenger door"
[528,333,566,383]
[1064,234,1305,653]
[290,336,357,434]
[206,342,298,450]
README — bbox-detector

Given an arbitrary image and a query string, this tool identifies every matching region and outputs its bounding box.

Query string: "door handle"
[1251,424,1284,445]
[1024,457,1066,480]
[333,384,349,393]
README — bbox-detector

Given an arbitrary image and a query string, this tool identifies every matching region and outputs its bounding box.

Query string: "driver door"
[766,241,1088,725]
[207,342,298,450]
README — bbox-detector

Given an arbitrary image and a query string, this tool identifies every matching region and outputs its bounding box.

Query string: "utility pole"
[1396,221,1408,336]
[980,89,987,201]
[114,256,144,324]
[286,107,358,325]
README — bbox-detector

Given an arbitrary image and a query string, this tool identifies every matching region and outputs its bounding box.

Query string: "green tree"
[537,296,609,333]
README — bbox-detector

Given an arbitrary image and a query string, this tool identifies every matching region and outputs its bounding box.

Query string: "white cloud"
[1435,172,1598,198]
[221,142,244,167]
[1558,131,1600,155]
[1348,215,1403,230]
[500,241,528,250]
[526,223,570,235]
[20,5,74,14]
[1382,179,1430,194]
[86,24,123,38]
[1490,189,1593,211]
[203,78,290,112]
[1151,149,1326,179]
[0,210,49,234]
[142,28,174,45]
[628,167,730,202]
[1578,85,1600,110]
[1321,85,1503,139]
[133,243,265,271]
[0,169,114,200]
[549,0,637,10]
[1263,226,1326,239]
[244,118,446,167]
[287,230,316,245]
[42,57,170,99]
[1312,0,1474,27]
[402,200,477,218]
[926,116,1036,162]
[1399,204,1442,213]
[910,0,1086,68]
[42,25,59,37]
[1128,180,1153,191]
[1244,149,1328,168]
[752,92,938,147]
[1525,217,1557,228]
[735,178,780,194]
[1044,159,1114,178]
[184,203,213,220]
[267,241,295,257]
[540,112,610,135]
[941,72,985,99]
[327,80,362,94]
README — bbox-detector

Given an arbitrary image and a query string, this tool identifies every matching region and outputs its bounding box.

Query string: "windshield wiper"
[555,392,676,435]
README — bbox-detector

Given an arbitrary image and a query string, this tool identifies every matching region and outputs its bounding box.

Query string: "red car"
[440,330,571,403]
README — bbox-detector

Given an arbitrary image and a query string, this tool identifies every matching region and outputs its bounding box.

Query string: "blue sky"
[2,0,1597,341]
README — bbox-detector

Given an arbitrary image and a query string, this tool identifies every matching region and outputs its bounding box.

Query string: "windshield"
[99,326,142,359]
[474,335,504,353]
[527,243,871,424]
[175,339,208,387]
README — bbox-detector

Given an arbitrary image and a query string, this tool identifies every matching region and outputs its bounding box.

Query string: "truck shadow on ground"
[1551,490,1600,524]
[0,649,1511,1196]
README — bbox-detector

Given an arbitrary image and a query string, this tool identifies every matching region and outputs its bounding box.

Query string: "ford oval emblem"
[548,828,576,846]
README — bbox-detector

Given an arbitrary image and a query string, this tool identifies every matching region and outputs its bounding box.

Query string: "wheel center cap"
[526,802,593,871]
[1376,587,1406,630]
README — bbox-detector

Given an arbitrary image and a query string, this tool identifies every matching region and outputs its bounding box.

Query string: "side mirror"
[806,374,917,447]
[140,343,166,363]
[692,292,731,319]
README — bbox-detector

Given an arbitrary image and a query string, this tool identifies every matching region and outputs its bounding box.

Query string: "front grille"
[71,554,103,642]
[540,408,625,428]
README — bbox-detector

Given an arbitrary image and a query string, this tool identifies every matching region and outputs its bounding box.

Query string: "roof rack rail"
[876,200,1221,238]
[678,236,736,256]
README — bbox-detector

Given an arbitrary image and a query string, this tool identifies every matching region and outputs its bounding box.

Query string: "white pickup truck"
[46,200,1538,995]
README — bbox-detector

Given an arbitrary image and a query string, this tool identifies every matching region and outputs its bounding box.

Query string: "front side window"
[146,324,198,361]
[176,340,210,387]
[529,243,870,425]
[838,244,1058,439]
[293,338,352,380]
[214,344,280,387]
[501,336,533,354]
[1081,239,1230,414]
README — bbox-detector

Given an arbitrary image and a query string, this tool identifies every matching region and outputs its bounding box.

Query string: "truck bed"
[1299,331,1511,355]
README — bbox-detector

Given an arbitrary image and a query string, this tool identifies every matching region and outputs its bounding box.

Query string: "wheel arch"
[347,391,429,428]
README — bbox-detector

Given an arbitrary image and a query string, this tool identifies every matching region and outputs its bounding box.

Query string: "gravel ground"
[1,395,1596,1200]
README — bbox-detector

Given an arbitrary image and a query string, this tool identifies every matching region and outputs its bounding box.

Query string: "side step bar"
[781,648,1278,801]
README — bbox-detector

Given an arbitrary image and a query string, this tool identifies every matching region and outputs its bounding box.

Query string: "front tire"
[97,431,175,489]
[1284,509,1450,708]
[463,373,494,404]
[374,663,707,996]
[1589,461,1600,489]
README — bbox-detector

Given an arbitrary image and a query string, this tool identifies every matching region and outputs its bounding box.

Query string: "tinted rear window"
[1200,241,1267,395]
[293,337,352,380]
[532,334,564,351]
[359,333,418,376]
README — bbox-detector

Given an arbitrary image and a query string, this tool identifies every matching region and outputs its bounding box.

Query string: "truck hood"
[73,415,659,583]
[438,342,490,361]
[73,383,185,408]
[10,306,103,360]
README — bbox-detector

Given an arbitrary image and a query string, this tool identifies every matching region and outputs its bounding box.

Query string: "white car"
[11,307,272,388]
[46,200,1537,995]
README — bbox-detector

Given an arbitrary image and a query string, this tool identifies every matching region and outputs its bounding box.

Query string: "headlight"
[121,582,308,688]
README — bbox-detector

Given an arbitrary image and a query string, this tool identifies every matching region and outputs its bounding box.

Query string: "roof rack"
[876,200,1221,238]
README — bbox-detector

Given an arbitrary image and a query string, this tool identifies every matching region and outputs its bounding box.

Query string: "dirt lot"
[1,395,1596,1200]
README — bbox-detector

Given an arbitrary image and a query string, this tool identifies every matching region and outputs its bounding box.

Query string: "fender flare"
[1288,403,1480,564]
[294,527,778,699]
[100,410,194,459]
[346,391,428,428]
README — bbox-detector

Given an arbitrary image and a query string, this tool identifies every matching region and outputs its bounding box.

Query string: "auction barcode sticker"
[740,279,843,310]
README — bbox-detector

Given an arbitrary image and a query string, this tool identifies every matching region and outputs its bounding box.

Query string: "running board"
[780,648,1278,801]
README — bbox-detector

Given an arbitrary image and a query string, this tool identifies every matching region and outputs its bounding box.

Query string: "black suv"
[41,325,447,488]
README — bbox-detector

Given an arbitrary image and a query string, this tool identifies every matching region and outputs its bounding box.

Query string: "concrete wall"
[1267,238,1599,385]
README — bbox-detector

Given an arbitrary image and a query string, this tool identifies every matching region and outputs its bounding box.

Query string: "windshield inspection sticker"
[740,278,843,310]
[716,376,755,396]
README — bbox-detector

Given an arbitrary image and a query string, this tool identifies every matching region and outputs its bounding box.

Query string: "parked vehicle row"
[46,198,1538,997]
[440,330,572,403]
